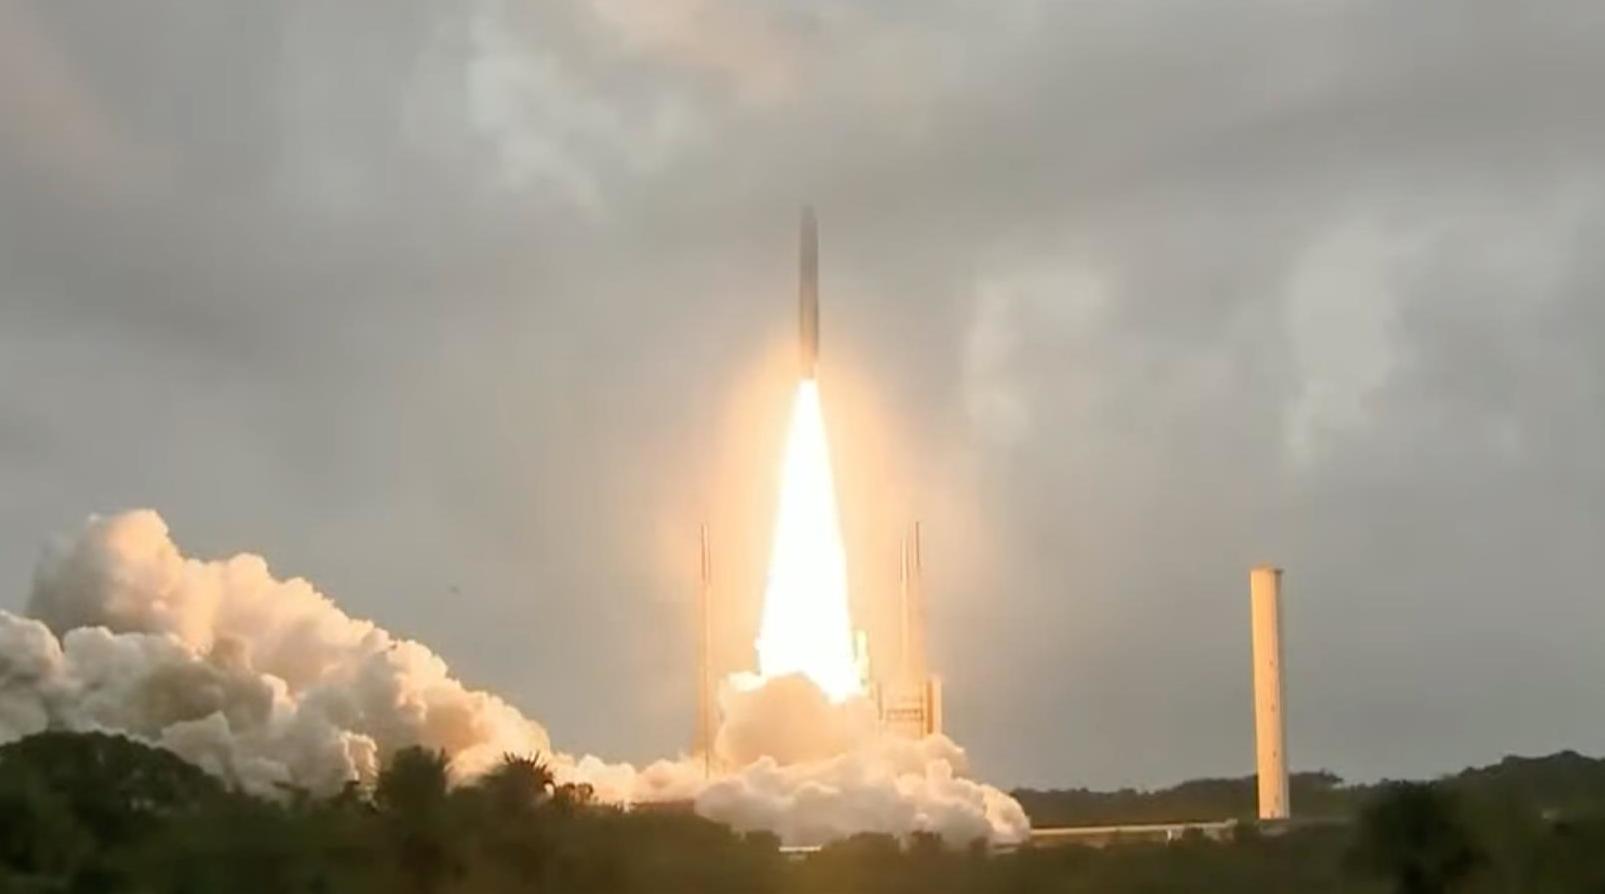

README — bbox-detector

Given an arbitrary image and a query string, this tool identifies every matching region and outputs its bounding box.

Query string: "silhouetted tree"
[1348,782,1484,894]
[476,753,555,816]
[457,753,558,890]
[0,730,228,889]
[374,746,459,894]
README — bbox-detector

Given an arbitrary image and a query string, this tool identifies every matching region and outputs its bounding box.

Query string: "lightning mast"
[695,524,715,776]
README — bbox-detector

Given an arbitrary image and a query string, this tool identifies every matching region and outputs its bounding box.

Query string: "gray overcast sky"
[2,0,1602,790]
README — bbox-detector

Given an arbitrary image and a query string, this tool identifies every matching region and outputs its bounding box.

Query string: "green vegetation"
[1015,770,1354,826]
[3,731,1605,893]
[1014,751,1605,828]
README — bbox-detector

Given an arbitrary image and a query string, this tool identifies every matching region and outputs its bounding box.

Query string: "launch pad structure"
[692,520,945,766]
[692,210,944,767]
[873,522,943,740]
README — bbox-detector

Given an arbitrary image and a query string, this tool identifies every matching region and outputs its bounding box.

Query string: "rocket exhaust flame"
[754,380,861,702]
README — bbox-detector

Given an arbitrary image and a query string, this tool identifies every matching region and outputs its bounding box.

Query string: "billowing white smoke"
[703,674,1028,845]
[717,673,880,767]
[0,511,1027,845]
[6,510,563,795]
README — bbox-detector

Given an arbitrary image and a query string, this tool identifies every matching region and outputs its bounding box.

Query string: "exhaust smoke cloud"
[0,510,1028,846]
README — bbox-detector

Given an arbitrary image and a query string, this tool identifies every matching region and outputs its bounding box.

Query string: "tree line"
[3,730,1605,893]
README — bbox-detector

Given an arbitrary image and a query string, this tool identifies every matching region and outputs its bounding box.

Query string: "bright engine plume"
[754,380,861,702]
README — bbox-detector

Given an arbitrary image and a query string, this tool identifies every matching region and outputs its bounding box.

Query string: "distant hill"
[1015,752,1605,828]
[1444,750,1605,815]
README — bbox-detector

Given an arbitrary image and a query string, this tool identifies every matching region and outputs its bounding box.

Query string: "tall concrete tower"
[1250,566,1290,820]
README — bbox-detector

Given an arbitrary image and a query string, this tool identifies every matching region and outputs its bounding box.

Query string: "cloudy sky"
[2,0,1602,789]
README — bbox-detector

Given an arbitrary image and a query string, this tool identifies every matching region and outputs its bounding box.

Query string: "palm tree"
[375,747,451,817]
[460,753,560,889]
[475,753,555,817]
[375,747,458,894]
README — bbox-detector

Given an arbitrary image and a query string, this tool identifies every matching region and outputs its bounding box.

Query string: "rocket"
[799,206,819,379]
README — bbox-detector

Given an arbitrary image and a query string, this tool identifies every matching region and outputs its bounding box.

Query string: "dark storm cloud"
[2,0,1602,787]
